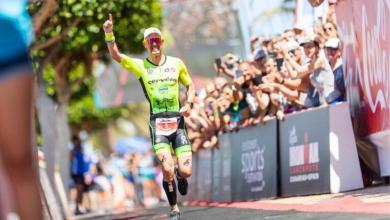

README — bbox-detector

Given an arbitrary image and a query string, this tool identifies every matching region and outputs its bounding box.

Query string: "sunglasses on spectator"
[145,37,162,46]
[289,49,295,54]
[325,47,339,52]
[324,26,334,32]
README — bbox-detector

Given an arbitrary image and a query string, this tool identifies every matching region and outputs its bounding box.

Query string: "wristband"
[105,32,115,43]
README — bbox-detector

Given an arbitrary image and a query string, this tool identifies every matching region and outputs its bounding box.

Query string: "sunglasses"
[146,37,162,46]
[326,47,338,52]
[324,26,334,32]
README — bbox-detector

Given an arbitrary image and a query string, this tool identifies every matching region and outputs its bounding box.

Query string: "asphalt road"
[92,205,390,220]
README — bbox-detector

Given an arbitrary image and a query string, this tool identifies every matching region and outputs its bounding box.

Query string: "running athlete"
[103,14,194,220]
[0,1,42,220]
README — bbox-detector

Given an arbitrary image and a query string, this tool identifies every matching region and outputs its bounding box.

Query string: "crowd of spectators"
[184,2,346,152]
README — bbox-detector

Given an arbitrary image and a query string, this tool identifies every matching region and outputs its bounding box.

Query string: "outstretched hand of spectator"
[180,105,191,117]
[233,75,244,89]
[259,83,275,93]
[268,82,281,91]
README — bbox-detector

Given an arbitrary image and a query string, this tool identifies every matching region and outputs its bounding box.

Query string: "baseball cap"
[325,38,340,49]
[143,27,162,40]
[293,22,306,31]
[285,39,300,50]
[253,49,266,61]
[299,34,321,46]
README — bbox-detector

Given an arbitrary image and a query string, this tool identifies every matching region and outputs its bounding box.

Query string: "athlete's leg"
[173,128,192,196]
[150,121,179,212]
[155,144,180,212]
[176,148,192,178]
[0,73,43,220]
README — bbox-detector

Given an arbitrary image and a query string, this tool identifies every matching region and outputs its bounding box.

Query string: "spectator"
[325,38,346,102]
[283,35,338,107]
[89,161,112,213]
[70,135,90,215]
[184,3,347,152]
[323,22,338,39]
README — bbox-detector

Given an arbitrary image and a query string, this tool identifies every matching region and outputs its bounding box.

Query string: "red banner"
[336,0,390,141]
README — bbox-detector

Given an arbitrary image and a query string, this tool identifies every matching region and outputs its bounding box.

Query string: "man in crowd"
[325,38,346,102]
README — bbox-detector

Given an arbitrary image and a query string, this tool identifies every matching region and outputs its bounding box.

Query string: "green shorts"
[149,115,192,157]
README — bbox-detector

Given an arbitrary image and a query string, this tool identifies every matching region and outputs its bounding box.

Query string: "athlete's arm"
[186,83,195,104]
[103,14,143,78]
[103,13,122,63]
[178,59,195,116]
[107,42,122,63]
[178,59,195,104]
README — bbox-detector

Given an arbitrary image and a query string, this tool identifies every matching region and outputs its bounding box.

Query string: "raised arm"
[103,13,122,62]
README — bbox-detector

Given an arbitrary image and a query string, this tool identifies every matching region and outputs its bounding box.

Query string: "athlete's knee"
[162,165,175,182]
[178,168,192,178]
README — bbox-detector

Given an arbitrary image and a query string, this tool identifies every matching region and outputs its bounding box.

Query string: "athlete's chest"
[143,64,180,85]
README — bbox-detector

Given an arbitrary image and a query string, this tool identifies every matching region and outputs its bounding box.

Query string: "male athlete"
[103,14,194,219]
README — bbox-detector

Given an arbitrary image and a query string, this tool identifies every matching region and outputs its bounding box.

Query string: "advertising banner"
[336,0,390,175]
[230,119,278,201]
[212,133,232,202]
[279,107,330,196]
[196,149,213,202]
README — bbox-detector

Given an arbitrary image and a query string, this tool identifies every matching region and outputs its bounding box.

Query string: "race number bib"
[155,117,178,136]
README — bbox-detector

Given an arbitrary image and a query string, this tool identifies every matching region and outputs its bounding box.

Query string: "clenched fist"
[103,13,113,33]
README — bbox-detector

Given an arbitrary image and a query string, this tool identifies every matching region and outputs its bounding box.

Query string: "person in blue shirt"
[70,135,90,215]
[0,1,42,220]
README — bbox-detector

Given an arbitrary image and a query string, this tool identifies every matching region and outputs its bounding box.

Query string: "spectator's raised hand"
[233,75,244,89]
[259,83,275,93]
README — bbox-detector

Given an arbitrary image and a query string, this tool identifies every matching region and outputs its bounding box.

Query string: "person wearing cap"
[325,38,346,102]
[293,22,306,37]
[323,22,338,39]
[103,14,195,220]
[283,34,339,107]
[253,49,267,73]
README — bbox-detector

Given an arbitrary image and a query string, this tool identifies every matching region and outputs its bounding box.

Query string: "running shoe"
[169,210,181,220]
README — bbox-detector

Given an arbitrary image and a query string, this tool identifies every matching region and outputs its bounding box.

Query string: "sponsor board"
[212,133,232,202]
[196,149,213,202]
[230,119,277,201]
[279,107,330,196]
